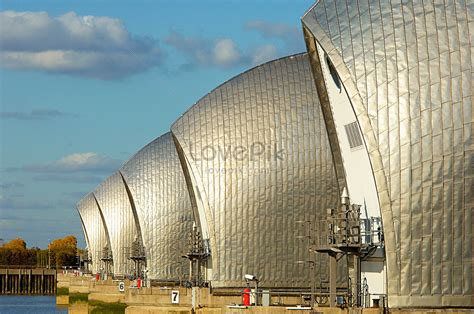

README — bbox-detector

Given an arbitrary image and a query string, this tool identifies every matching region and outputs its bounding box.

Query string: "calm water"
[0,296,67,314]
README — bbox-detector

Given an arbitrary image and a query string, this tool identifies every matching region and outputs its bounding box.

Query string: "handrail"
[0,265,78,270]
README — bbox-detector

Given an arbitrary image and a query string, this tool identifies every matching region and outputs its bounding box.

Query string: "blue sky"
[0,0,314,248]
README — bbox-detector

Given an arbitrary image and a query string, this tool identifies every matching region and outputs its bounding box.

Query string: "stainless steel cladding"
[77,193,109,274]
[302,0,473,307]
[93,172,140,277]
[120,132,194,281]
[171,54,340,288]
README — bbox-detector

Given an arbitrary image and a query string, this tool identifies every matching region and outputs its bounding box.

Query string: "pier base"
[0,268,56,295]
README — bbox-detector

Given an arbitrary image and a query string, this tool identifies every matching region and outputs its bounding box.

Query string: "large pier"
[0,267,56,295]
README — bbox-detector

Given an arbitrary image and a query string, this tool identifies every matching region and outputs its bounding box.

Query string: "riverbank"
[56,273,474,314]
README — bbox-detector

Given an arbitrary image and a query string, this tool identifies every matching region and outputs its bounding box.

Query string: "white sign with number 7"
[171,290,180,304]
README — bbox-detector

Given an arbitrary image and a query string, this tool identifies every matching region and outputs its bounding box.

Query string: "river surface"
[0,296,67,314]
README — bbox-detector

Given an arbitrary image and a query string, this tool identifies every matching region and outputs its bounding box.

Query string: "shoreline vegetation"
[89,300,127,314]
[56,287,69,296]
[69,292,88,303]
[66,291,127,314]
[0,236,79,268]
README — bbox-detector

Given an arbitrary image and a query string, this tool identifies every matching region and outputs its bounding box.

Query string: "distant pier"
[0,267,56,295]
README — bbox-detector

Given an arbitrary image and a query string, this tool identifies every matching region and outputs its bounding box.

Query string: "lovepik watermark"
[189,142,285,161]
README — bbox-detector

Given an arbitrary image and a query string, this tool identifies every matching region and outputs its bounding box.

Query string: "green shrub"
[68,292,88,303]
[56,287,69,296]
[89,300,127,314]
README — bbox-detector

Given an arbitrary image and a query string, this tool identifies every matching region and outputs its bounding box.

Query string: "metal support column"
[353,255,360,306]
[329,253,337,307]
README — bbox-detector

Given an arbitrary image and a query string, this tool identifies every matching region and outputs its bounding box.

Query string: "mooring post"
[54,270,57,294]
[14,270,17,294]
[18,270,21,294]
[41,268,44,295]
[28,269,31,294]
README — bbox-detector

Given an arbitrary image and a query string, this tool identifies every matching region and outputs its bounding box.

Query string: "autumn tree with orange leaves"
[48,235,78,267]
[0,238,32,265]
[3,238,27,250]
[0,236,78,267]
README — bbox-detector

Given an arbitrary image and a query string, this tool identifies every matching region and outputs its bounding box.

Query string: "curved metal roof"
[93,172,140,276]
[76,193,109,274]
[171,53,340,288]
[302,0,473,307]
[120,132,194,281]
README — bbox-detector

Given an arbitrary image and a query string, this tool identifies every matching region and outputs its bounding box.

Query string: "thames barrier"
[69,0,473,312]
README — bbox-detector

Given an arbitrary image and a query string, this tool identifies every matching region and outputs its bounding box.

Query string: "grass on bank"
[56,287,69,296]
[69,292,89,303]
[89,300,127,314]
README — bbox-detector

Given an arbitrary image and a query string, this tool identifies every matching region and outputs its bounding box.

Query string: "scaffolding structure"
[101,245,113,278]
[129,237,146,280]
[80,249,92,274]
[182,225,208,287]
[298,189,383,308]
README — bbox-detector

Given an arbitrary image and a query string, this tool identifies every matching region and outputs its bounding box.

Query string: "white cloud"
[165,31,245,69]
[0,196,51,210]
[251,44,278,65]
[0,182,24,189]
[213,39,243,67]
[0,11,162,79]
[165,31,283,69]
[244,20,304,52]
[165,21,305,71]
[32,174,102,183]
[1,109,75,120]
[23,152,121,173]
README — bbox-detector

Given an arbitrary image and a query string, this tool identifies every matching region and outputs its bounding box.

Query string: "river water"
[0,296,67,314]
